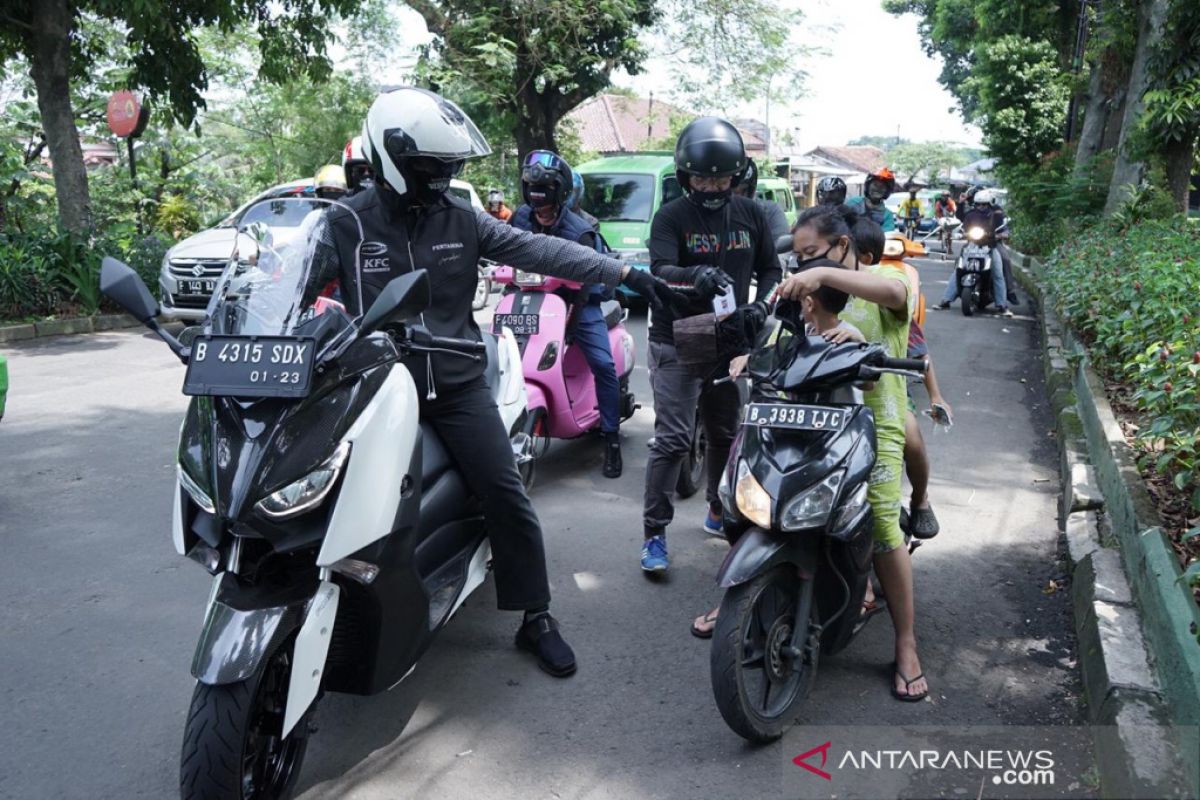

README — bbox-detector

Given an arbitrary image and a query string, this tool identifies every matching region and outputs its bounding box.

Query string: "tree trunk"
[1163,135,1197,214]
[1104,0,1171,215]
[1074,59,1111,172]
[512,83,561,167]
[26,0,91,236]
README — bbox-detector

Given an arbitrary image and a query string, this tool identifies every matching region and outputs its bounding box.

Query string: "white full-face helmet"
[361,87,491,205]
[974,189,995,206]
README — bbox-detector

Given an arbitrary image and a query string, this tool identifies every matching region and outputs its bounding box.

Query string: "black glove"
[620,267,683,312]
[692,267,732,299]
[717,301,769,353]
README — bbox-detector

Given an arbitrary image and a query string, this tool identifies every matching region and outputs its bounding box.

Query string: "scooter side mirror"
[775,234,793,255]
[359,269,431,338]
[100,257,159,323]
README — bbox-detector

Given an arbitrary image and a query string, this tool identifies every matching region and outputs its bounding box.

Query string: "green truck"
[757,175,798,227]
[574,153,681,295]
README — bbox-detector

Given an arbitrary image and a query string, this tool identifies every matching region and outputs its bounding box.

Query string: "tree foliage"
[888,141,970,181]
[411,0,658,161]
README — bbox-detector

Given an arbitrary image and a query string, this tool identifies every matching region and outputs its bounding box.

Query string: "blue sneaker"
[702,510,723,536]
[641,535,669,572]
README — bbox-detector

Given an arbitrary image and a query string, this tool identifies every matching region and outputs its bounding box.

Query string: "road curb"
[1011,251,1200,797]
[0,314,140,343]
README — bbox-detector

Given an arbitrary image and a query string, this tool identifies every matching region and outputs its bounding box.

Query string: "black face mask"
[687,187,732,211]
[794,243,839,271]
[405,157,462,204]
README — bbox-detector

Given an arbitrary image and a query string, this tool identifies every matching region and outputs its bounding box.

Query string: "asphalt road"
[0,257,1089,799]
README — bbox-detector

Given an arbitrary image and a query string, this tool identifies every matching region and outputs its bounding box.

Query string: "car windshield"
[580,174,655,222]
[205,198,364,339]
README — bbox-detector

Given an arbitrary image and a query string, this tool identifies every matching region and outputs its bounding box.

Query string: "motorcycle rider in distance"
[312,88,679,677]
[510,150,625,478]
[846,167,897,231]
[734,158,790,239]
[934,191,956,219]
[898,185,922,234]
[486,189,513,222]
[313,164,349,201]
[569,170,601,231]
[816,175,848,206]
[342,135,373,195]
[640,116,780,573]
[935,188,1013,318]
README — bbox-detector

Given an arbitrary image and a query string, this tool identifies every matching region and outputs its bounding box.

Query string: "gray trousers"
[643,341,740,537]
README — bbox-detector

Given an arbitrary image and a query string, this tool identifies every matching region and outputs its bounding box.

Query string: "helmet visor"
[524,150,566,170]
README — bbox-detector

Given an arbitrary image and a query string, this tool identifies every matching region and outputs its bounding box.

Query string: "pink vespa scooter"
[490,266,638,485]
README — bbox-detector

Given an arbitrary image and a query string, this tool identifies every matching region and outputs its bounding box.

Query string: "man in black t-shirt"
[639,117,781,574]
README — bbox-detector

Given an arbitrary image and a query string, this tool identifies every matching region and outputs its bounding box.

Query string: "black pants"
[420,376,549,611]
[643,341,740,536]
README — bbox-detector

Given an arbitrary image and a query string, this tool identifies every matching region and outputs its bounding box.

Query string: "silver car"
[159,180,320,321]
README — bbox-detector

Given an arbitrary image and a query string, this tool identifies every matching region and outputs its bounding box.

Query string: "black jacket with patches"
[318,186,623,392]
[647,195,780,345]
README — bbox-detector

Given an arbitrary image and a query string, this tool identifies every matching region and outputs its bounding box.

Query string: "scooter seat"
[481,332,501,400]
[601,299,623,330]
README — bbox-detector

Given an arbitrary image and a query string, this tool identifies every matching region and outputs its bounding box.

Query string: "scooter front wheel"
[180,643,308,800]
[961,287,975,317]
[711,565,818,742]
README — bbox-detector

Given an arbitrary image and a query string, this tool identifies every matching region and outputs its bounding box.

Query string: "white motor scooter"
[100,198,531,799]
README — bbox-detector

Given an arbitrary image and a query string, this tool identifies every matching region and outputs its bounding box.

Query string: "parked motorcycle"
[953,220,1007,316]
[100,198,531,799]
[490,265,638,486]
[709,302,926,742]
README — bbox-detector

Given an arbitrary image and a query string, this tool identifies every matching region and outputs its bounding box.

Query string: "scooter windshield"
[204,197,365,339]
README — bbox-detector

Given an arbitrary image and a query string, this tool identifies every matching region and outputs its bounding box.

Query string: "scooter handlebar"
[428,335,488,354]
[879,356,928,372]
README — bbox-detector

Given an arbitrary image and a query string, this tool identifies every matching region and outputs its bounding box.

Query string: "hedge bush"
[1044,218,1200,510]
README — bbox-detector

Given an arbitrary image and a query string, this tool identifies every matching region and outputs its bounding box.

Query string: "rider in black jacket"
[313,87,677,677]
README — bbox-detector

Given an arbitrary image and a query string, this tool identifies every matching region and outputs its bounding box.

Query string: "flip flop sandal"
[910,505,940,539]
[891,663,929,702]
[690,609,719,639]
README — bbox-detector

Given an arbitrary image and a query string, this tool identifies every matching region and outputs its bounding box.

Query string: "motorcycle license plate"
[743,403,847,432]
[493,313,539,336]
[182,279,215,294]
[963,244,990,258]
[183,335,316,398]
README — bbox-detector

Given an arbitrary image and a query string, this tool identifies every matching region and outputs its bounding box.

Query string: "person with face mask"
[733,158,790,239]
[638,116,781,573]
[312,88,680,677]
[510,150,624,478]
[846,168,897,231]
[816,175,847,206]
[486,189,512,222]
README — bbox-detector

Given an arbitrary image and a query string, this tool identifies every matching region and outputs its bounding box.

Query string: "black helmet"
[816,176,847,205]
[735,158,759,198]
[674,117,745,210]
[520,149,573,210]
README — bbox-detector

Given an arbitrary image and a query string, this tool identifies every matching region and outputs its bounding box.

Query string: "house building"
[564,94,766,155]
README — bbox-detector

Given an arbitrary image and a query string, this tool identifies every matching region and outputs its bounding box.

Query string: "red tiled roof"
[805,145,888,174]
[565,94,766,153]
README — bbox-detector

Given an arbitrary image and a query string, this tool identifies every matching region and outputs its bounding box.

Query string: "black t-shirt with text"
[647,195,780,344]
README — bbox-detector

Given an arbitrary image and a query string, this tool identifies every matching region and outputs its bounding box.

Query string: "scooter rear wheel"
[711,565,818,742]
[180,643,308,800]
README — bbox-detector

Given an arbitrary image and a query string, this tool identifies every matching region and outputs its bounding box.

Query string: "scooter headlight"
[830,481,869,532]
[256,442,350,520]
[966,226,985,242]
[734,460,772,529]
[780,470,845,532]
[178,465,215,514]
[514,270,545,287]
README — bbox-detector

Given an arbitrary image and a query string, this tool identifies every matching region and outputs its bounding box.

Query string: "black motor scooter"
[709,302,926,742]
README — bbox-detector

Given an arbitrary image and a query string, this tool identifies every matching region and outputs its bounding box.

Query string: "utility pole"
[647,91,654,144]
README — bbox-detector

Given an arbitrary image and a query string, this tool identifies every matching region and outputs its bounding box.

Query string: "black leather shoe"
[602,434,622,479]
[516,614,577,677]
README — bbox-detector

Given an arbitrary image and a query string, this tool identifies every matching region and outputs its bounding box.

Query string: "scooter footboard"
[716,526,820,589]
